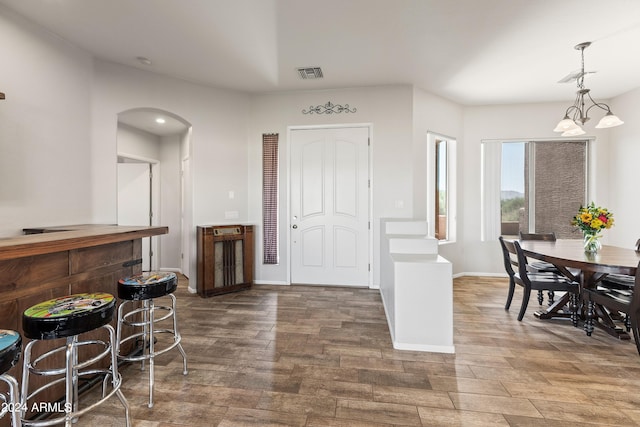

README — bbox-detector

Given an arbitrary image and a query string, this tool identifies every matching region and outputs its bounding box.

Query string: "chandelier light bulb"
[561,126,586,137]
[595,112,624,129]
[553,116,579,133]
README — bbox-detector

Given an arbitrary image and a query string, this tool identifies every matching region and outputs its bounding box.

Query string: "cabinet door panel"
[70,241,136,274]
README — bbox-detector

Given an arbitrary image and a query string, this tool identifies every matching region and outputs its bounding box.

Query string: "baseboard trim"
[254,280,290,286]
[454,272,507,278]
[393,342,455,354]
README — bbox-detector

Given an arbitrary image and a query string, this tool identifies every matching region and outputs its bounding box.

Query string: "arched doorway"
[116,108,192,280]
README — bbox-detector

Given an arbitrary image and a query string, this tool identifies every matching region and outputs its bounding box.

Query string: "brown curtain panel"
[262,133,279,264]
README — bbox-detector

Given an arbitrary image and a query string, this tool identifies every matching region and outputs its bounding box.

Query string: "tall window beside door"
[262,133,279,264]
[435,138,448,240]
[428,132,456,242]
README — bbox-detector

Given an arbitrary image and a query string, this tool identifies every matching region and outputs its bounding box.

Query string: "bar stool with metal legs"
[0,329,21,427]
[21,293,130,427]
[116,272,188,408]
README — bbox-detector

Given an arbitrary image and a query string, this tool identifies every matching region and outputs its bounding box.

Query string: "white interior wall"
[179,128,192,278]
[116,124,160,271]
[607,88,640,247]
[180,128,191,160]
[117,123,161,160]
[91,60,250,289]
[462,102,612,275]
[115,127,184,270]
[412,87,465,274]
[0,6,93,237]
[248,87,414,287]
[159,134,182,270]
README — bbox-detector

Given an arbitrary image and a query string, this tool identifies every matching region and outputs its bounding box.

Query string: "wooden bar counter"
[0,224,168,328]
[0,225,167,421]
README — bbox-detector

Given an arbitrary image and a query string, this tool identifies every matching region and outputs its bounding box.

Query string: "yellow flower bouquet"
[571,202,614,253]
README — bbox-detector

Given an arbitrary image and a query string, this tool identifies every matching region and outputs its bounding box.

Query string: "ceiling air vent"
[297,67,323,79]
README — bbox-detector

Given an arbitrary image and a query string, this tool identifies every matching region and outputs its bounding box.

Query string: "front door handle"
[292,224,298,229]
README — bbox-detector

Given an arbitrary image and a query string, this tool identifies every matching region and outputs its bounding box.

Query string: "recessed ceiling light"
[155,118,166,124]
[136,56,152,66]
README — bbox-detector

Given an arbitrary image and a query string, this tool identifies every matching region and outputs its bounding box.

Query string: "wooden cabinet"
[197,225,253,297]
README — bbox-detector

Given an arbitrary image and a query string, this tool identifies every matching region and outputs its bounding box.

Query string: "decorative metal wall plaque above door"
[302,101,356,114]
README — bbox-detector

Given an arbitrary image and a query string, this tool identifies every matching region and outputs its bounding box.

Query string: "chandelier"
[553,42,623,136]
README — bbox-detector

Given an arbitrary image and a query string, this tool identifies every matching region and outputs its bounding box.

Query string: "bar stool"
[0,330,21,427]
[116,272,188,408]
[21,293,130,427]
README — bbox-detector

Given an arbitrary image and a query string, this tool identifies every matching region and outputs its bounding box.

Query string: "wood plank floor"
[80,276,640,426]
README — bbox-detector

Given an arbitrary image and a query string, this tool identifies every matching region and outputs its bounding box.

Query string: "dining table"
[518,238,640,340]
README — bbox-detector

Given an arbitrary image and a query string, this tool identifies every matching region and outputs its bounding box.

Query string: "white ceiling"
[2,0,640,106]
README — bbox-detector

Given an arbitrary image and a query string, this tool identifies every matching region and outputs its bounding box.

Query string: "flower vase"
[583,233,602,254]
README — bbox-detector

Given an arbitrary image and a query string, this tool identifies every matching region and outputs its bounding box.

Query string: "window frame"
[427,132,457,243]
[262,133,279,264]
[481,137,592,241]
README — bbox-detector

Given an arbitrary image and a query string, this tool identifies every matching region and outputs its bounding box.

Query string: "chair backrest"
[511,240,533,286]
[519,232,557,241]
[632,261,640,318]
[498,236,519,278]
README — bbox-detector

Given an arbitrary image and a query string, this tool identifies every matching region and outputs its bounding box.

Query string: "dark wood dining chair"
[499,236,579,323]
[599,238,640,291]
[518,232,556,241]
[588,238,639,334]
[518,232,560,305]
[499,236,519,311]
[601,274,634,289]
[519,232,558,272]
[584,261,640,356]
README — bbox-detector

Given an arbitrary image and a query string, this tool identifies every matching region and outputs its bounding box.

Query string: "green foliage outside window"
[439,191,447,215]
[501,197,524,221]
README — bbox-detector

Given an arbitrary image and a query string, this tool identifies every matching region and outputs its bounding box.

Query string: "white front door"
[290,127,369,286]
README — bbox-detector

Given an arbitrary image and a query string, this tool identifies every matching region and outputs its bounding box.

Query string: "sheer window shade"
[481,140,502,241]
[262,134,279,264]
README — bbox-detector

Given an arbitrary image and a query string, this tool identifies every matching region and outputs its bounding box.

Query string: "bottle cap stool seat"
[118,272,177,300]
[22,293,115,340]
[0,330,21,427]
[21,293,130,427]
[0,330,21,374]
[116,271,187,408]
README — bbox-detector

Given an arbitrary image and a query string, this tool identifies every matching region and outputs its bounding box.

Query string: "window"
[262,133,279,264]
[483,139,588,240]
[500,142,526,236]
[428,132,456,242]
[435,139,448,240]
